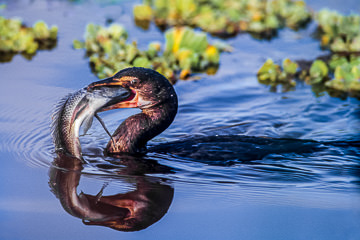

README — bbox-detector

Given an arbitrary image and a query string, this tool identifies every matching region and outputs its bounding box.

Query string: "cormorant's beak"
[88,76,139,111]
[88,76,123,88]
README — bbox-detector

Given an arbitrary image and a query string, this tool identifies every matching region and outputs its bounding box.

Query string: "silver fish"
[51,84,130,159]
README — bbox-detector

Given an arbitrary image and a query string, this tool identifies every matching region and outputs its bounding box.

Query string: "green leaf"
[73,39,85,49]
[257,59,281,82]
[133,57,151,68]
[33,21,50,39]
[282,58,298,75]
[309,60,328,83]
[133,4,153,21]
[330,37,347,52]
[108,24,127,39]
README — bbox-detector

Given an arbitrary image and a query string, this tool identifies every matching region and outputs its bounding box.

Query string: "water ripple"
[1,73,359,203]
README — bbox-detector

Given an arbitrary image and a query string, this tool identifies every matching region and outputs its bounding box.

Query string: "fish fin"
[82,114,94,136]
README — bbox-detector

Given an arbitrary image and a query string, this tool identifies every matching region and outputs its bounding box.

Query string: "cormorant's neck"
[106,101,177,154]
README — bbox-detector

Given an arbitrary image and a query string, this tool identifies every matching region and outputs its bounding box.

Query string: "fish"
[51,84,130,159]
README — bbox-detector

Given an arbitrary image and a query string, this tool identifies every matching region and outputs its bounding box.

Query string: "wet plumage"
[87,67,178,154]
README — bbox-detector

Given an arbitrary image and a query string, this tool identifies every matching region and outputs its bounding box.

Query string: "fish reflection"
[49,153,174,231]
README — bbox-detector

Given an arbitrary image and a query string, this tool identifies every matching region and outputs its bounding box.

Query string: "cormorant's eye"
[131,78,139,86]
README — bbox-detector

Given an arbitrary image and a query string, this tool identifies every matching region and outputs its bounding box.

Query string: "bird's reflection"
[49,153,174,231]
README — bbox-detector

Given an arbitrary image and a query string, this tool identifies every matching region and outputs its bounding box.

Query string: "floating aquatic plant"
[257,58,297,91]
[307,59,329,84]
[133,0,311,38]
[0,16,58,62]
[256,9,360,97]
[325,56,360,98]
[316,9,360,53]
[133,4,153,29]
[73,23,230,82]
[258,55,360,98]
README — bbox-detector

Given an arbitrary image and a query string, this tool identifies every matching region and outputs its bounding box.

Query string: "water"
[1,0,360,239]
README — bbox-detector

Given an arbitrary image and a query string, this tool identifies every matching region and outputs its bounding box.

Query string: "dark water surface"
[1,0,360,239]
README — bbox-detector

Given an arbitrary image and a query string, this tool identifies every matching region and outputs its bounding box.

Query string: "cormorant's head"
[88,67,178,111]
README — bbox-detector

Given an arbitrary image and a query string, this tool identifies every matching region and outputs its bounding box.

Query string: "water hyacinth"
[257,58,297,91]
[133,0,311,38]
[325,56,360,97]
[300,56,360,96]
[307,60,328,84]
[258,55,360,98]
[251,9,360,98]
[257,59,281,83]
[0,16,58,60]
[133,5,153,29]
[73,23,230,81]
[316,10,360,53]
